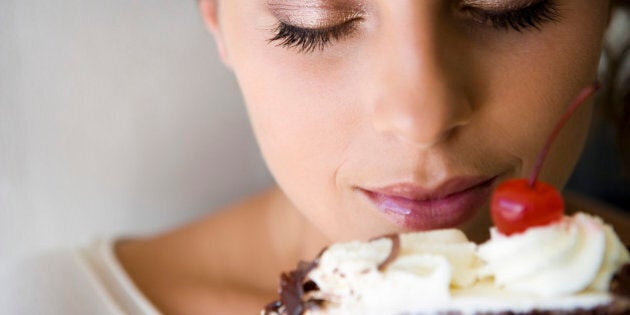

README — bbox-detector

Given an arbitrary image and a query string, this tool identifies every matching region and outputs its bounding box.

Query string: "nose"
[371,5,473,147]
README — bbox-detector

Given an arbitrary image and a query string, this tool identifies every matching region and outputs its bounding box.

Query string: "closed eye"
[268,18,361,53]
[462,0,560,32]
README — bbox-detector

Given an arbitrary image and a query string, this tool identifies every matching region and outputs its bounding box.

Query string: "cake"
[262,213,630,315]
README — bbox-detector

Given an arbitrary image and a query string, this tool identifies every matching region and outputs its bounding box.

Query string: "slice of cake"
[262,213,630,315]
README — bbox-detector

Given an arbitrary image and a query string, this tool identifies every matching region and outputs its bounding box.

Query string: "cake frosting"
[306,230,479,314]
[263,212,630,315]
[478,213,629,297]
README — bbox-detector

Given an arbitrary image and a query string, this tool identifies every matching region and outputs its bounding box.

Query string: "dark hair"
[601,1,630,174]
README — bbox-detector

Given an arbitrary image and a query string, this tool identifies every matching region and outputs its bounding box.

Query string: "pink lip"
[360,176,499,230]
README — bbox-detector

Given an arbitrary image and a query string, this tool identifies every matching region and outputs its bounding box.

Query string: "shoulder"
[565,192,630,245]
[113,188,291,314]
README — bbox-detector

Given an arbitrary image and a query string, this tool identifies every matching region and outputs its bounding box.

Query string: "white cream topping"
[478,212,629,297]
[307,230,479,314]
[301,213,629,315]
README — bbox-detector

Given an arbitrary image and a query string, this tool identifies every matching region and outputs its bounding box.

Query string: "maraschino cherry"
[491,83,601,235]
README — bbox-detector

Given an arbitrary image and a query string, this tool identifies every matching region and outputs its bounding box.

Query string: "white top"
[0,240,161,315]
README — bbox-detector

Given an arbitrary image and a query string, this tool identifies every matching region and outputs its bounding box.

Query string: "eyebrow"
[460,0,541,10]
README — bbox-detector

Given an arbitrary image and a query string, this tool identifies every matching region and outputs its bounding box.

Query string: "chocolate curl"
[375,234,401,272]
[263,247,329,315]
[279,260,319,315]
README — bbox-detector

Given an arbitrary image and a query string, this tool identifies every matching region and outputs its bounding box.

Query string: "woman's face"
[203,0,611,241]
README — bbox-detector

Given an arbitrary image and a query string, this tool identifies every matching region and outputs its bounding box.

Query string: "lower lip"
[361,178,497,230]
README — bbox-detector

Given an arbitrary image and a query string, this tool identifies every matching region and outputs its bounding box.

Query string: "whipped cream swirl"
[478,212,630,297]
[307,229,479,314]
[265,213,629,315]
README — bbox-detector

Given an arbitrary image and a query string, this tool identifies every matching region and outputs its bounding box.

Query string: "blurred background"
[0,0,273,261]
[0,1,628,262]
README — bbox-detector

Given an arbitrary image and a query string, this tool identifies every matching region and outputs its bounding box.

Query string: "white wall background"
[0,1,272,261]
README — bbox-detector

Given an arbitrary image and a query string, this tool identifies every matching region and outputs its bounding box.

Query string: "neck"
[264,187,331,271]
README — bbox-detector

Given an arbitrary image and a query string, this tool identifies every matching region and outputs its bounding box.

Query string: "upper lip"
[361,176,499,201]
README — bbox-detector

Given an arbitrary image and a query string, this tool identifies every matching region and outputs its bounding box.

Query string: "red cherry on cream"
[490,82,601,235]
[491,179,563,235]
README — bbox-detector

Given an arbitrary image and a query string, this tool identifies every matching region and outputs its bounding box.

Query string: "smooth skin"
[117,1,630,314]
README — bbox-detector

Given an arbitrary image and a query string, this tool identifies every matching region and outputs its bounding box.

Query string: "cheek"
[229,34,362,215]
[476,3,607,187]
[220,3,377,238]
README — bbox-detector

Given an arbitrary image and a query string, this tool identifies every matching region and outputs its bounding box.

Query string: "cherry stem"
[528,82,602,187]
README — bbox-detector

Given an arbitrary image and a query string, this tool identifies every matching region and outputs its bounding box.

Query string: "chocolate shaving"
[303,298,326,311]
[280,263,312,315]
[276,259,320,315]
[375,234,401,272]
[262,247,330,315]
[315,246,329,259]
[302,280,319,292]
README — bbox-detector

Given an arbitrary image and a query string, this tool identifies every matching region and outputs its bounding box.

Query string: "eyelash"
[269,0,560,53]
[463,0,560,32]
[268,20,359,53]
